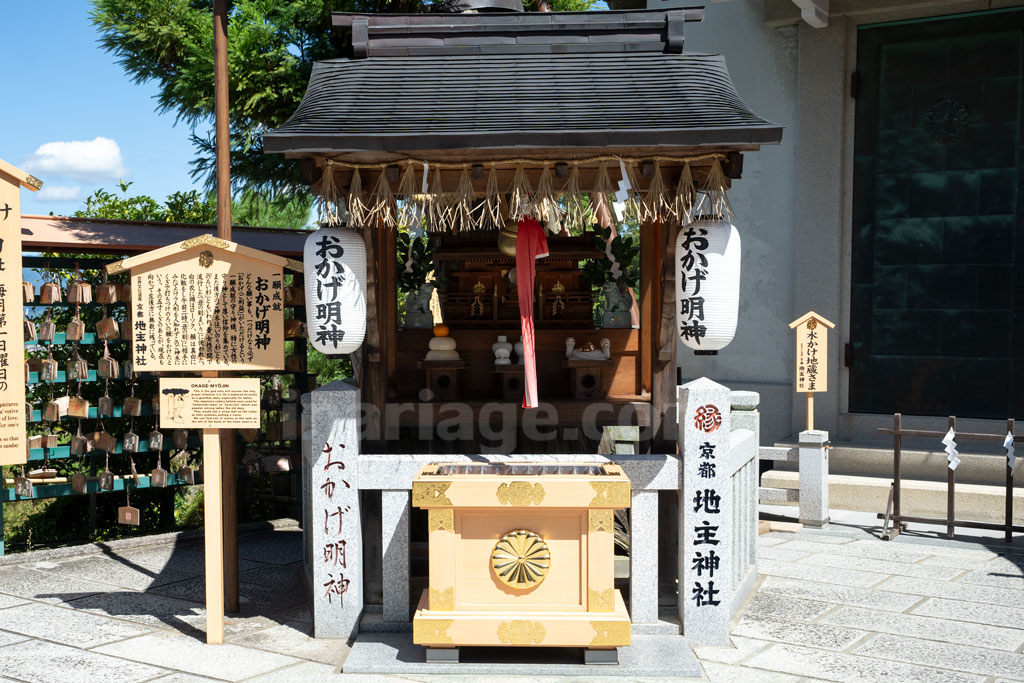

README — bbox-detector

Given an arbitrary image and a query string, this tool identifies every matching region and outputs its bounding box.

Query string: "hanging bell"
[24,320,36,342]
[150,466,168,488]
[68,396,90,418]
[123,431,140,453]
[67,280,92,304]
[96,316,119,341]
[14,475,33,498]
[39,358,59,382]
[71,472,88,494]
[178,465,195,485]
[498,218,519,257]
[123,396,142,417]
[148,429,164,452]
[96,283,118,304]
[98,395,114,417]
[39,282,61,304]
[22,281,34,303]
[99,469,114,491]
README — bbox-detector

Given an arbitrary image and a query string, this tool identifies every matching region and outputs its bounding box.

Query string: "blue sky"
[0,1,202,217]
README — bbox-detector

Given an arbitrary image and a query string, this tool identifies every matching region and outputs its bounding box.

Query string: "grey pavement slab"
[114,545,262,576]
[756,558,886,588]
[953,567,1024,591]
[855,633,1024,680]
[62,589,207,638]
[342,632,703,677]
[0,566,112,605]
[236,530,303,566]
[821,606,1024,652]
[0,629,30,647]
[0,638,168,683]
[691,635,773,665]
[732,615,868,651]
[94,632,303,682]
[886,539,997,561]
[701,661,804,683]
[743,642,987,683]
[226,620,348,666]
[876,574,1014,606]
[757,576,922,612]
[148,675,221,682]
[30,555,195,592]
[910,596,1024,630]
[742,593,836,622]
[774,539,933,564]
[0,601,153,648]
[919,552,1016,570]
[245,661,340,681]
[756,534,793,547]
[783,532,856,544]
[798,551,965,581]
[0,593,28,609]
[757,546,813,562]
[148,573,305,616]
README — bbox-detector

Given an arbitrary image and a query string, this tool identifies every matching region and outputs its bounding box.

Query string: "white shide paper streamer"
[1004,431,1016,475]
[942,427,960,471]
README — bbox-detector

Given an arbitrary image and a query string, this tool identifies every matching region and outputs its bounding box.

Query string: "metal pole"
[947,415,956,539]
[1007,418,1014,544]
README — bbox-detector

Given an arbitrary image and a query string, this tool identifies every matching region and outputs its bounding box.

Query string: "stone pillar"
[729,391,760,450]
[310,381,362,639]
[678,378,733,646]
[798,429,830,527]
[629,489,659,625]
[381,489,410,623]
[300,392,313,584]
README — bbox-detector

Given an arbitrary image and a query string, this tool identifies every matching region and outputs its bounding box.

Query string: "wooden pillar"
[362,226,385,444]
[221,431,238,613]
[652,222,678,453]
[383,226,398,402]
[202,422,225,644]
[639,221,657,397]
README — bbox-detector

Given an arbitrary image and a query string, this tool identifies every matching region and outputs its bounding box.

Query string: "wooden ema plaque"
[107,235,292,372]
[0,160,40,465]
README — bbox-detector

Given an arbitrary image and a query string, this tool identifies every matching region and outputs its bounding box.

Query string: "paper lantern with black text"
[303,227,367,355]
[676,218,741,352]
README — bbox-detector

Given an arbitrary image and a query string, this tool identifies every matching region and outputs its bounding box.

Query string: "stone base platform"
[342,632,702,677]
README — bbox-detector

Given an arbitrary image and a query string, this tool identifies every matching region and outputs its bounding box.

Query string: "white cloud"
[35,185,83,202]
[22,137,127,181]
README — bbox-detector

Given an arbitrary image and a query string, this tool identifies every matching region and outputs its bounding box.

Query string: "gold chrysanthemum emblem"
[491,529,550,589]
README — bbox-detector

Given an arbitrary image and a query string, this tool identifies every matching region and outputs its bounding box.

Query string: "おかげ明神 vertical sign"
[303,226,366,355]
[0,160,41,465]
[679,377,733,646]
[107,235,296,372]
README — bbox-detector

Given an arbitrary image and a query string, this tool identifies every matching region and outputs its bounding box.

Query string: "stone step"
[760,470,1024,525]
[771,437,1021,487]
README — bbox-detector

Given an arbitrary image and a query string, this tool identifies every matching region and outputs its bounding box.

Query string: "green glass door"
[850,9,1024,418]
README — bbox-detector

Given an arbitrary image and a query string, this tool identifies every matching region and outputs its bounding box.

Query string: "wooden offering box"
[412,462,631,655]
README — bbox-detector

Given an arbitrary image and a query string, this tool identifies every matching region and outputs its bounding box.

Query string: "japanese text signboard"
[0,160,40,465]
[679,377,733,646]
[788,311,835,393]
[158,377,260,429]
[108,235,293,372]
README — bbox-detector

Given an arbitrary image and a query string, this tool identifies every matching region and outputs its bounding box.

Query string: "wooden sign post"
[108,237,296,644]
[0,160,40,466]
[788,311,835,431]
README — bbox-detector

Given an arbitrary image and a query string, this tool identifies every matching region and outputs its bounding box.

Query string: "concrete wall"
[657,0,800,445]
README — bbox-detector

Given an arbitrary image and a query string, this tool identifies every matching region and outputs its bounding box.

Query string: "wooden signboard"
[788,311,835,430]
[159,377,260,429]
[107,235,294,372]
[0,160,40,465]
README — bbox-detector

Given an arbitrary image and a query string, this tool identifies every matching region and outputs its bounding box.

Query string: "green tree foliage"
[72,180,312,229]
[91,0,602,195]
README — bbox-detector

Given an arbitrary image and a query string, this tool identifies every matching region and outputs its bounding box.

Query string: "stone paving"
[0,522,1020,682]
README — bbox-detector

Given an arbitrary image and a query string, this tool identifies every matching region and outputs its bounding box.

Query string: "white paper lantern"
[304,227,367,355]
[676,218,741,352]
